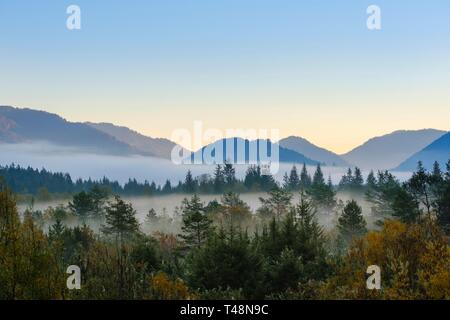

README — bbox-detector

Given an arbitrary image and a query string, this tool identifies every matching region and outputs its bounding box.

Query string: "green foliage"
[186,227,264,299]
[308,164,336,209]
[179,195,213,248]
[101,195,140,242]
[257,188,292,220]
[1,160,450,300]
[338,167,364,191]
[338,200,367,244]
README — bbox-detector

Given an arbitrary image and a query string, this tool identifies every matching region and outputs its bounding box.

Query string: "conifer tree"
[288,165,300,191]
[69,191,94,221]
[183,170,197,193]
[353,167,364,188]
[213,165,225,193]
[338,200,367,244]
[299,163,312,190]
[180,195,213,248]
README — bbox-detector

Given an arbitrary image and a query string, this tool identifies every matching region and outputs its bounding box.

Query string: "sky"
[1,0,450,154]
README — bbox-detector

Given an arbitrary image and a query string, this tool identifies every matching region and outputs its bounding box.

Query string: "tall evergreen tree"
[183,170,197,193]
[366,170,377,189]
[101,195,140,298]
[101,196,140,242]
[288,165,300,191]
[312,164,325,186]
[223,162,236,188]
[89,185,109,218]
[213,165,225,193]
[407,162,434,217]
[180,195,213,248]
[69,191,94,221]
[338,200,367,244]
[353,167,364,188]
[299,163,312,190]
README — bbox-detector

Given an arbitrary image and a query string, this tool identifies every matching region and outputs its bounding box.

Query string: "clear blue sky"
[1,1,449,153]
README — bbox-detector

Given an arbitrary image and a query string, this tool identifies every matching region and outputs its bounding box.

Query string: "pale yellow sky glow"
[2,2,450,154]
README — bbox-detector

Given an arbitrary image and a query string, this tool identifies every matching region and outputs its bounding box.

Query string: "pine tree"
[299,163,312,190]
[407,162,433,217]
[366,170,377,189]
[69,191,94,221]
[391,187,421,223]
[183,170,197,193]
[436,181,450,234]
[353,167,364,188]
[89,185,109,218]
[288,165,300,191]
[309,164,336,209]
[282,173,290,190]
[312,164,325,186]
[101,195,140,298]
[213,165,225,193]
[162,179,172,193]
[180,195,213,248]
[339,168,353,189]
[338,200,367,244]
[101,195,140,242]
[223,162,236,187]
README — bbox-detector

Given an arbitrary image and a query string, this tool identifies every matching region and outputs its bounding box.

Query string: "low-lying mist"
[0,142,413,186]
[18,191,379,236]
[4,142,410,235]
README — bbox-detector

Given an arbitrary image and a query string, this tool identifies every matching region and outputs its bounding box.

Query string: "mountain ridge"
[279,136,348,167]
[86,122,180,159]
[341,129,447,170]
[395,132,450,171]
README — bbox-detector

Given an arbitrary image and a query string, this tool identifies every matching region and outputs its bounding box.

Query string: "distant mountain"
[279,136,348,167]
[395,132,450,171]
[187,137,320,165]
[87,122,180,159]
[0,106,140,155]
[341,129,447,170]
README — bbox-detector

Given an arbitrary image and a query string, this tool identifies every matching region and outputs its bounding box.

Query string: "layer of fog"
[3,143,410,233]
[18,192,381,235]
[0,142,413,186]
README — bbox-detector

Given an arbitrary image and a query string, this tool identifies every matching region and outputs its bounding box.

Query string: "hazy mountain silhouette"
[187,137,320,165]
[0,106,141,155]
[279,136,348,167]
[341,129,447,170]
[395,132,450,171]
[87,122,181,159]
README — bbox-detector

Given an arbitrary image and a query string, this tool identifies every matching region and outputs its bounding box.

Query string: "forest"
[0,160,449,299]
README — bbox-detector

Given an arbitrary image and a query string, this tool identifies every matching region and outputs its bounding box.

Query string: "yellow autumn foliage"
[150,272,195,300]
[322,219,450,299]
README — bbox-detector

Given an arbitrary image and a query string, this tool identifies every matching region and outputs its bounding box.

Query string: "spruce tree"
[69,191,94,221]
[366,170,377,189]
[223,162,236,187]
[101,195,139,242]
[338,200,367,243]
[353,167,364,188]
[213,165,225,193]
[180,194,213,248]
[288,165,300,191]
[183,170,197,193]
[299,163,312,190]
